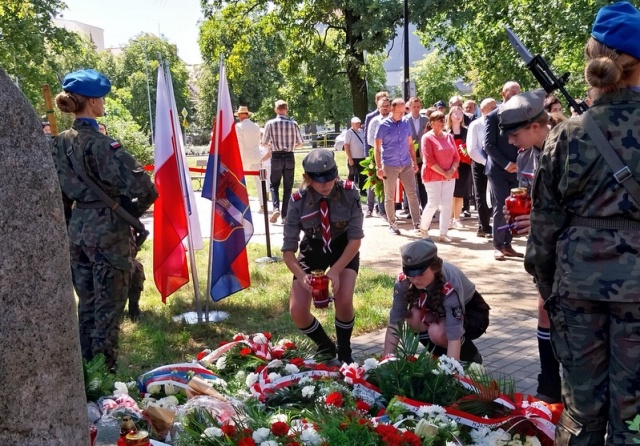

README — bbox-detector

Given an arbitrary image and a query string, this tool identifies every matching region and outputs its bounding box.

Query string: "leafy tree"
[101,94,153,166]
[411,50,459,107]
[410,0,606,100]
[199,0,404,123]
[114,34,191,135]
[0,0,78,106]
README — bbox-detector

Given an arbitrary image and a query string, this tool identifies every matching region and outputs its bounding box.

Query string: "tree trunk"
[344,9,368,122]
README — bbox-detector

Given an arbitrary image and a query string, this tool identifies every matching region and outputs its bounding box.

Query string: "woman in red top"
[418,111,460,242]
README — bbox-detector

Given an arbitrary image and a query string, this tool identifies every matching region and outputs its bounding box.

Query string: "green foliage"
[412,50,460,107]
[83,354,116,402]
[113,33,191,135]
[360,149,384,201]
[101,95,153,166]
[410,0,606,99]
[627,415,640,444]
[0,0,78,106]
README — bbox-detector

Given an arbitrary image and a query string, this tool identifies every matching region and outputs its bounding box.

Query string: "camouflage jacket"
[524,89,640,302]
[52,120,157,268]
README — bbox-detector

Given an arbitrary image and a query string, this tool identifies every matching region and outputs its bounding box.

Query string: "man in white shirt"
[344,117,367,194]
[466,98,497,238]
[235,106,264,211]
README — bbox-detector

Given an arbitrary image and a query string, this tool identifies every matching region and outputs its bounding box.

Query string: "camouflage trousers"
[70,244,130,370]
[548,296,640,445]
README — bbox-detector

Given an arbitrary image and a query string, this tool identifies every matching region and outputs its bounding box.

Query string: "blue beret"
[592,2,640,60]
[62,69,111,98]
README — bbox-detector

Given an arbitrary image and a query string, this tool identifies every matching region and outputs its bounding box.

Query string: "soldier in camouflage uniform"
[524,3,640,443]
[282,149,364,364]
[52,69,157,371]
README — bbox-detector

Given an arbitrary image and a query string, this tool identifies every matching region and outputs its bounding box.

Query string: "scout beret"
[434,100,446,108]
[62,69,111,98]
[498,89,546,135]
[592,2,640,60]
[401,239,438,277]
[302,149,338,183]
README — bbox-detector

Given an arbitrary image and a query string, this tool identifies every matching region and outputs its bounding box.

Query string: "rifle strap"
[581,111,640,207]
[63,133,145,232]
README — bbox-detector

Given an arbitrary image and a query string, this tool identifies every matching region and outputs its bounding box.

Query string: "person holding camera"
[52,69,157,372]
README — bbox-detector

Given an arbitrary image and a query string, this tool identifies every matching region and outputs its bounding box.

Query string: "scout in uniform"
[383,239,490,363]
[498,89,561,404]
[282,149,364,364]
[52,69,158,372]
[524,3,640,442]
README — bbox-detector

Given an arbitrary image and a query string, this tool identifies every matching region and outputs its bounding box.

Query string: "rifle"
[505,28,589,115]
[41,84,59,136]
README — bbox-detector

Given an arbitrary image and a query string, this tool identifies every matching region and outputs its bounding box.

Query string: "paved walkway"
[141,195,543,396]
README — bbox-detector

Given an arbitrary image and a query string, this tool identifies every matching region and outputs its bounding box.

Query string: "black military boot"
[460,339,483,364]
[335,316,355,364]
[128,289,142,321]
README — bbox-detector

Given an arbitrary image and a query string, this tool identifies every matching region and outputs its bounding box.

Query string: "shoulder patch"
[291,189,305,202]
[342,179,356,190]
[110,141,122,150]
[451,305,463,322]
[397,272,407,281]
[442,282,454,296]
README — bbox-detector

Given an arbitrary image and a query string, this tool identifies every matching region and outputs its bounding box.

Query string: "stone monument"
[0,69,89,444]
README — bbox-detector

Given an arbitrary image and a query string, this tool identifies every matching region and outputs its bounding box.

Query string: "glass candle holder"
[505,187,532,234]
[310,270,330,308]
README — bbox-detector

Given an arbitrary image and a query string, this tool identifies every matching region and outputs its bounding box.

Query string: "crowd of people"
[48,1,639,444]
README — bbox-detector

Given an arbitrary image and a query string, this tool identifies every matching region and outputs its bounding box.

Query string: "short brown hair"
[375,91,389,102]
[429,111,445,122]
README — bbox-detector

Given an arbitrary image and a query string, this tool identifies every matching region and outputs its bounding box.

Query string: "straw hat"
[234,105,253,116]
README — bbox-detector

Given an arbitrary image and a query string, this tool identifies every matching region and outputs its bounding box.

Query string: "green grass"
[116,238,394,380]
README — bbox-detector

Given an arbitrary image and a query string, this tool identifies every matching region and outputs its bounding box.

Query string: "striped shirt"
[261,115,303,152]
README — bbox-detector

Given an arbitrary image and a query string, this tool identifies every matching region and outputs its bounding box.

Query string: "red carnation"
[233,334,246,341]
[284,341,296,349]
[220,424,237,437]
[263,332,272,340]
[355,400,371,412]
[240,347,252,356]
[325,391,344,407]
[406,355,417,362]
[272,349,284,359]
[290,357,305,367]
[237,438,256,446]
[256,365,266,373]
[196,351,207,360]
[271,421,289,437]
[217,340,228,347]
[401,430,421,446]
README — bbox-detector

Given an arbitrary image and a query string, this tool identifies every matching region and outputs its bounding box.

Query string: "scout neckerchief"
[319,197,331,253]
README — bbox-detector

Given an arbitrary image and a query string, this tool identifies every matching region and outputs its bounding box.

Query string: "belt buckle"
[614,166,632,184]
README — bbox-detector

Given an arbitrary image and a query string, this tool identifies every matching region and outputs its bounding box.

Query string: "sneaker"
[463,210,472,218]
[389,224,400,235]
[439,235,452,243]
[451,219,464,229]
[412,226,422,236]
[365,210,373,218]
[270,209,280,223]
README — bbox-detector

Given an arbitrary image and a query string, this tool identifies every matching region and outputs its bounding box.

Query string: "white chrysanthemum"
[298,376,312,386]
[300,427,322,445]
[301,385,315,398]
[246,372,259,388]
[235,370,247,380]
[285,364,300,374]
[267,372,282,381]
[260,441,278,446]
[252,427,271,443]
[164,382,179,395]
[270,414,288,423]
[157,395,179,408]
[113,381,128,397]
[269,359,283,369]
[202,427,224,438]
[216,356,227,370]
[253,333,268,344]
[362,358,379,372]
[414,419,438,438]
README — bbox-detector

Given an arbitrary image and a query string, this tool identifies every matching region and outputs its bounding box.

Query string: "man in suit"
[403,96,429,210]
[484,81,522,260]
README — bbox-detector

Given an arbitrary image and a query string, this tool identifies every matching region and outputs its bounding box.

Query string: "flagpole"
[163,60,204,322]
[205,57,225,323]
